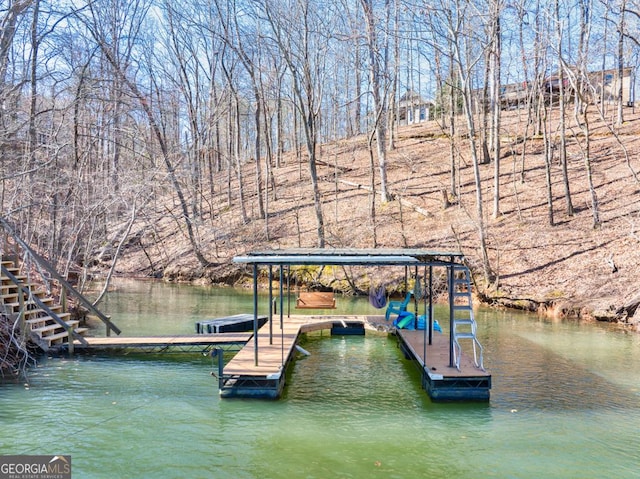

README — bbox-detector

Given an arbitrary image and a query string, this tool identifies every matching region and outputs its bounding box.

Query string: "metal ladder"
[451,265,484,371]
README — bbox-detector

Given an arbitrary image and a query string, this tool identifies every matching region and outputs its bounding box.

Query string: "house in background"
[591,67,633,105]
[470,66,634,111]
[543,66,633,106]
[397,90,434,125]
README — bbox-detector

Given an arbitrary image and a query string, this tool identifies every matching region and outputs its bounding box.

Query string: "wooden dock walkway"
[217,314,491,400]
[73,334,251,354]
[217,315,364,398]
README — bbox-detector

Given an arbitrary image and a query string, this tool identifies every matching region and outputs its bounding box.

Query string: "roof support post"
[423,265,428,364]
[268,265,273,345]
[286,265,291,318]
[448,263,455,368]
[413,265,419,314]
[404,266,408,292]
[253,264,259,366]
[279,265,285,364]
[428,265,434,346]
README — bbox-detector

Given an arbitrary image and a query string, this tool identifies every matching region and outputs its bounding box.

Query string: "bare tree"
[359,0,391,204]
[431,0,494,282]
[489,0,503,218]
[261,0,329,247]
[555,0,575,217]
[78,0,211,267]
[563,0,601,228]
[214,0,266,221]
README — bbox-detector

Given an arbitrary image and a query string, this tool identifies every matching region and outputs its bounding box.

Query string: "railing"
[0,217,121,336]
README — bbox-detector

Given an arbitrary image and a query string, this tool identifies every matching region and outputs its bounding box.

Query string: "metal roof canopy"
[233,248,464,266]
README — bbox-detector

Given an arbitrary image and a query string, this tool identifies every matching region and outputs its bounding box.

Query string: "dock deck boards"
[396,328,491,400]
[74,334,252,353]
[218,315,366,397]
[396,329,489,377]
[221,315,355,376]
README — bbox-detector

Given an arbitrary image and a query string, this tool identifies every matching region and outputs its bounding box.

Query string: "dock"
[217,315,364,398]
[195,314,268,334]
[70,314,490,400]
[215,314,490,401]
[396,328,491,400]
[73,334,251,354]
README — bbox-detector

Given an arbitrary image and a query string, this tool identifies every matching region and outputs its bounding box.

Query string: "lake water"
[1,279,639,478]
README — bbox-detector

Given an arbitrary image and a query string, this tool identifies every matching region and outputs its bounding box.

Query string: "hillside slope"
[110,108,640,326]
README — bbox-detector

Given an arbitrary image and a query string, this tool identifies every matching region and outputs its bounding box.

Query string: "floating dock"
[70,315,490,400]
[229,248,492,401]
[396,329,491,400]
[214,314,490,401]
[195,314,268,334]
[216,315,363,398]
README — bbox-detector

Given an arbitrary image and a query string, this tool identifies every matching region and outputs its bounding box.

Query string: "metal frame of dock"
[229,248,492,401]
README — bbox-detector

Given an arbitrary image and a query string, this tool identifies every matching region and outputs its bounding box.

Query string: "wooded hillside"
[2,0,640,327]
[106,107,640,327]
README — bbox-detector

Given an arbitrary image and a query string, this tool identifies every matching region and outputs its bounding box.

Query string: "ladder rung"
[454,318,475,324]
[454,332,476,339]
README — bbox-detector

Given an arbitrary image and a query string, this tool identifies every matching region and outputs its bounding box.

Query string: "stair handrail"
[0,217,121,336]
[0,265,89,346]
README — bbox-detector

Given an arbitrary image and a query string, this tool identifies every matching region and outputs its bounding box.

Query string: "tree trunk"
[360,0,391,204]
[617,0,626,126]
[490,1,502,218]
[556,0,574,217]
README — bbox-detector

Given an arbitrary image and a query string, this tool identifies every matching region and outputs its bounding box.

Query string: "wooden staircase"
[1,258,89,351]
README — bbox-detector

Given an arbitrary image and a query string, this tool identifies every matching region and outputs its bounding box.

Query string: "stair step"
[44,329,86,344]
[31,320,80,336]
[29,289,49,297]
[24,313,72,326]
[1,275,27,283]
[20,305,64,316]
[7,307,44,317]
[6,297,55,308]
[1,266,20,274]
[44,331,70,345]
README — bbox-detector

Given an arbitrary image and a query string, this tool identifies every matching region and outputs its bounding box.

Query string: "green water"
[1,279,639,478]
